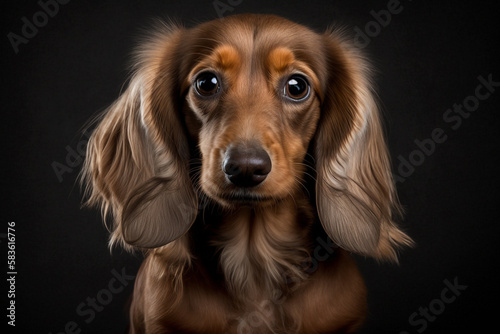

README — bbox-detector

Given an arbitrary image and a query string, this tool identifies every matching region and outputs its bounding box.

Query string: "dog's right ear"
[314,31,413,262]
[81,25,198,250]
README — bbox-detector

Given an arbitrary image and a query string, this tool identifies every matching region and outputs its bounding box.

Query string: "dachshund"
[81,14,413,334]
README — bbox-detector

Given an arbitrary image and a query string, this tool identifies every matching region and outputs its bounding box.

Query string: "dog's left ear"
[81,26,198,250]
[314,31,413,262]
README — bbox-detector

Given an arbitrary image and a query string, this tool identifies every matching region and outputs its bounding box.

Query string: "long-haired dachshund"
[81,14,413,334]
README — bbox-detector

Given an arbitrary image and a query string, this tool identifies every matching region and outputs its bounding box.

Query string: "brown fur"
[81,14,413,333]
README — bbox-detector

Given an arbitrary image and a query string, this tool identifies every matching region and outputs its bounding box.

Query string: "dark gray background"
[2,0,499,333]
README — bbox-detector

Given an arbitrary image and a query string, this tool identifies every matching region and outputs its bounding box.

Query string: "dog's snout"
[223,144,272,187]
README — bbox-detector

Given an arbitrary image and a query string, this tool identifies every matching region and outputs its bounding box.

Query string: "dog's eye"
[284,75,310,101]
[194,72,220,97]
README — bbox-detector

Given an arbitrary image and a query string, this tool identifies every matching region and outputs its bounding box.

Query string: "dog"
[81,14,413,333]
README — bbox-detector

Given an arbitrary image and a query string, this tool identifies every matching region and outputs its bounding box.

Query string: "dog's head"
[82,14,412,261]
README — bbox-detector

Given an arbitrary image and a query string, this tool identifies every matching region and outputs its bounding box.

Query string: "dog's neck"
[211,195,314,299]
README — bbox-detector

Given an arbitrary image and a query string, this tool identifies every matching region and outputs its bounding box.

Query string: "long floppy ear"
[81,25,197,250]
[315,31,413,262]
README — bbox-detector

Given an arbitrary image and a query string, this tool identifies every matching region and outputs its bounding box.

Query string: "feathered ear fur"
[81,25,197,250]
[315,31,413,262]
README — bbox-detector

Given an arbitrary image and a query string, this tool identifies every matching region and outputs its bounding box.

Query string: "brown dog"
[82,14,413,333]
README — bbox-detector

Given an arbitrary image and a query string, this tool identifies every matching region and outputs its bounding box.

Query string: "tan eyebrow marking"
[185,45,241,92]
[213,45,241,72]
[266,47,295,73]
[266,47,323,101]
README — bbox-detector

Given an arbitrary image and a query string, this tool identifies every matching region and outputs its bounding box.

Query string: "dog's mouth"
[215,190,275,206]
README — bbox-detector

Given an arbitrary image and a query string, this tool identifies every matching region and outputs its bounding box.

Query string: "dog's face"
[83,14,412,260]
[183,18,324,207]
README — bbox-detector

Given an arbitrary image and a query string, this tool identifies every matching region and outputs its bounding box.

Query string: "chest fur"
[212,200,313,298]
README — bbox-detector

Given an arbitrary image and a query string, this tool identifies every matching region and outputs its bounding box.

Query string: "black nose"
[223,144,272,187]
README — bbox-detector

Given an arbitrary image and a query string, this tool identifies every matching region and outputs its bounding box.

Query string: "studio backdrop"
[2,0,499,333]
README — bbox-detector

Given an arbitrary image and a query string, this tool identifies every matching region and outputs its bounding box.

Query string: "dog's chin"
[207,189,278,208]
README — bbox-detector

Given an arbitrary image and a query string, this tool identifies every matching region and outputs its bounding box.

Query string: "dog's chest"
[212,206,310,294]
